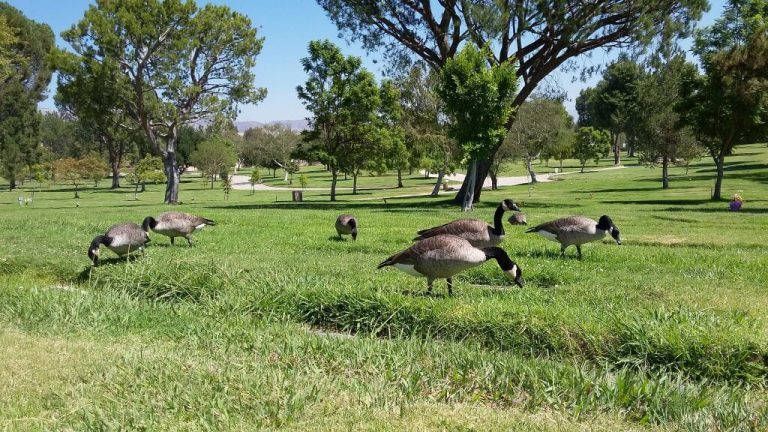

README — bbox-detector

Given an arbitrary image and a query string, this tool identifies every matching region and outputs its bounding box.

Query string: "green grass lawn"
[1,145,767,430]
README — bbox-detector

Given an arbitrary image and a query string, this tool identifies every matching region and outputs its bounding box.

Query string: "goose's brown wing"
[415,219,488,240]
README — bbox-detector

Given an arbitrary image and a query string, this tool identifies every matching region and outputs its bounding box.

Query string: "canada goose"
[335,214,358,240]
[526,215,621,258]
[142,212,216,246]
[377,234,523,295]
[413,199,521,248]
[508,213,528,226]
[88,223,150,266]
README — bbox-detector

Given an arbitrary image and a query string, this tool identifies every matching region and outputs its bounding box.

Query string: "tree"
[296,40,383,201]
[51,157,88,198]
[546,130,576,171]
[502,97,572,183]
[62,0,266,204]
[677,0,768,200]
[0,15,21,82]
[437,44,516,210]
[577,57,645,165]
[395,63,455,195]
[574,127,611,173]
[241,125,300,178]
[318,0,707,205]
[38,113,97,159]
[129,155,164,199]
[248,169,261,194]
[635,55,704,188]
[0,3,55,190]
[79,152,109,187]
[54,48,137,189]
[190,136,237,189]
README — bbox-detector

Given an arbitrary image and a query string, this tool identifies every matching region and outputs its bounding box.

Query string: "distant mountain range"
[234,119,308,132]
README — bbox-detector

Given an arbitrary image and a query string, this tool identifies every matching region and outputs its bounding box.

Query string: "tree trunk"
[453,158,490,206]
[526,158,538,183]
[110,159,121,189]
[283,170,289,182]
[210,174,215,189]
[613,130,621,166]
[461,159,478,211]
[397,169,403,188]
[489,171,498,190]
[559,159,563,170]
[330,169,338,201]
[580,162,586,173]
[9,178,15,191]
[141,182,146,193]
[353,172,358,194]
[163,151,180,204]
[431,168,445,196]
[712,152,725,200]
[134,184,139,200]
[74,184,79,199]
[662,156,669,189]
[344,172,347,181]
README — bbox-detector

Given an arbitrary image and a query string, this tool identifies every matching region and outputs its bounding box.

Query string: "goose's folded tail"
[377,257,395,269]
[203,218,216,226]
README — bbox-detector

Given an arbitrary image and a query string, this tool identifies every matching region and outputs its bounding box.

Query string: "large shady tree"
[677,0,768,200]
[62,0,266,203]
[0,2,55,190]
[318,0,708,205]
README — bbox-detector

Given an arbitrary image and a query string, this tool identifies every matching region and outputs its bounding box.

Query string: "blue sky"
[7,0,725,122]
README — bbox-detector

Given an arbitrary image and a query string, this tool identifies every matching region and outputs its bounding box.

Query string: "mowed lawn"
[1,145,767,430]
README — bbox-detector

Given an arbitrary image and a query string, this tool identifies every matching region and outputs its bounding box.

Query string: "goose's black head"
[485,247,524,287]
[349,218,358,241]
[88,235,104,266]
[501,199,521,212]
[597,215,621,245]
[141,216,157,232]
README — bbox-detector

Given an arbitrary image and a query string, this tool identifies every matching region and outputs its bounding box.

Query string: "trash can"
[292,190,303,202]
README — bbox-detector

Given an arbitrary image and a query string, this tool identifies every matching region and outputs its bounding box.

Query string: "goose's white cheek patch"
[394,264,423,277]
[537,231,559,242]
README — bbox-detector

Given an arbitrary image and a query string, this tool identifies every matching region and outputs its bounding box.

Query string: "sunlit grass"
[0,144,766,430]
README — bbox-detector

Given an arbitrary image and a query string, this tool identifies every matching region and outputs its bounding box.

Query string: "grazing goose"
[508,213,528,226]
[88,223,150,266]
[142,212,216,246]
[413,199,521,248]
[335,214,358,240]
[377,234,524,295]
[526,215,621,258]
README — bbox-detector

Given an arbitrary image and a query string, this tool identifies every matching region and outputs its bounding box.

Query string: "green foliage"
[190,136,237,189]
[437,45,516,162]
[297,40,394,200]
[128,155,164,199]
[78,152,109,187]
[50,157,89,198]
[634,55,704,187]
[298,173,309,189]
[319,0,707,203]
[61,0,266,203]
[574,127,611,172]
[677,0,768,199]
[500,97,572,181]
[241,125,300,171]
[0,3,54,191]
[437,44,516,207]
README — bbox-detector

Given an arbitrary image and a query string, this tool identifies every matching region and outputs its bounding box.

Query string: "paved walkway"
[230,165,626,192]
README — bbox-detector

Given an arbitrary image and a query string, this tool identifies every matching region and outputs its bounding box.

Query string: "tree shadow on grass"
[662,206,768,214]
[205,198,458,212]
[602,198,715,206]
